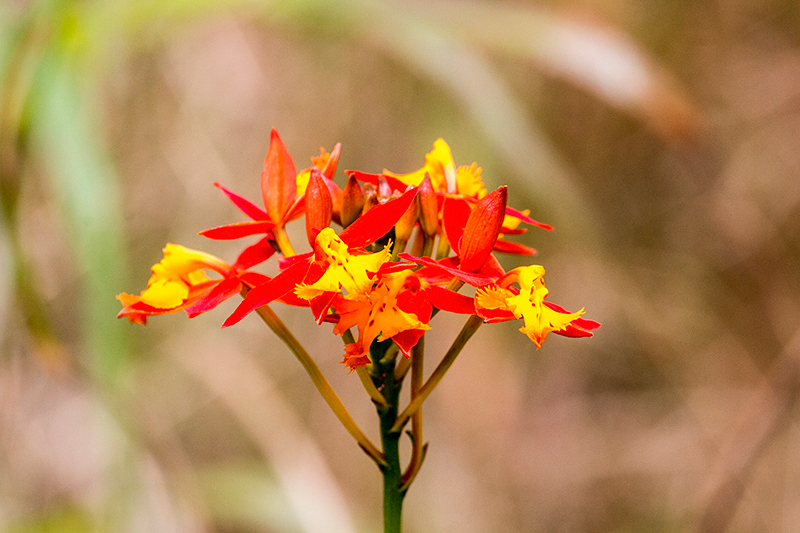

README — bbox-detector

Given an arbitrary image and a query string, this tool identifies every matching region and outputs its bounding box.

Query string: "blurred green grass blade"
[197,462,302,531]
[28,45,133,385]
[5,504,95,533]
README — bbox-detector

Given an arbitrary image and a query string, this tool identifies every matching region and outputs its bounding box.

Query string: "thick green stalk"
[372,340,405,533]
[401,335,425,489]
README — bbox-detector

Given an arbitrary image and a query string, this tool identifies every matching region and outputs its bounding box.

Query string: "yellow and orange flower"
[475,265,599,348]
[118,245,238,324]
[331,270,432,371]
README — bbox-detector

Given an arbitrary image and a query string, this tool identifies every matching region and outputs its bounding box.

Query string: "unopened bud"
[418,174,439,237]
[341,174,365,228]
[304,169,333,247]
[459,186,507,272]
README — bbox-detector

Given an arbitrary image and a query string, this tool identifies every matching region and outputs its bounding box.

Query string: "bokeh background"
[3,0,800,531]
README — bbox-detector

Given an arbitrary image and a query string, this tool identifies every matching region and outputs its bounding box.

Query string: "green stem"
[372,340,405,533]
[401,335,425,489]
[391,314,483,434]
[357,366,389,408]
[248,293,386,467]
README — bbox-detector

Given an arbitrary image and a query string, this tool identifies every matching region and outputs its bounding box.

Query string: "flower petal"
[492,238,536,256]
[346,170,408,193]
[442,196,472,255]
[185,277,242,318]
[222,259,311,327]
[506,206,553,231]
[398,253,493,287]
[199,221,275,240]
[339,186,418,248]
[233,236,276,270]
[424,285,475,314]
[262,128,298,224]
[213,182,269,221]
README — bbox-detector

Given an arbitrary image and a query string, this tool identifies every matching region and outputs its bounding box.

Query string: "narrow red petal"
[554,325,595,338]
[199,221,274,240]
[476,254,506,279]
[500,227,527,236]
[392,329,426,358]
[278,251,314,270]
[442,196,471,255]
[339,186,418,248]
[492,239,536,256]
[424,285,475,314]
[543,301,601,331]
[398,253,493,287]
[222,259,311,327]
[506,206,553,231]
[185,277,242,318]
[233,236,276,270]
[213,182,269,221]
[346,170,408,193]
[240,271,271,287]
[310,291,338,324]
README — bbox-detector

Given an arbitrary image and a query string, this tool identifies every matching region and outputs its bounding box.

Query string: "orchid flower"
[475,265,600,347]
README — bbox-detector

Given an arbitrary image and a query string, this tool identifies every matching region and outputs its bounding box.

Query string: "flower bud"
[418,174,439,238]
[394,194,419,246]
[304,169,333,247]
[459,186,507,272]
[340,174,365,228]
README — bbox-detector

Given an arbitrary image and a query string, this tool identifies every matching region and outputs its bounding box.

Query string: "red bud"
[459,186,507,272]
[341,174,365,228]
[304,169,333,246]
[418,174,439,237]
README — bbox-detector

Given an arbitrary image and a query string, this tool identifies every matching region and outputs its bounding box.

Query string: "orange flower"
[117,244,271,324]
[475,265,599,347]
[332,270,432,371]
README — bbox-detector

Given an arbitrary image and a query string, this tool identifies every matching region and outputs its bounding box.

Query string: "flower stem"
[372,340,405,533]
[273,226,296,257]
[401,335,425,489]
[249,295,385,467]
[391,314,483,434]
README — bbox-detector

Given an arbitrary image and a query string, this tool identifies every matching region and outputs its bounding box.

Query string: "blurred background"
[2,0,800,531]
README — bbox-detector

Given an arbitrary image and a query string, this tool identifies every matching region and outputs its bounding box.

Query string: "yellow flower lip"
[295,228,391,300]
[476,265,586,348]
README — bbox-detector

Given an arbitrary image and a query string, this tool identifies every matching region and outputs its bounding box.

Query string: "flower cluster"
[118,130,599,369]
